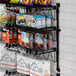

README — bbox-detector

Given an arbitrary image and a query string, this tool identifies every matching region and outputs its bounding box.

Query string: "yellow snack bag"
[29,0,34,5]
[48,0,51,5]
[20,0,30,5]
[9,0,19,3]
[39,0,48,5]
[34,0,38,4]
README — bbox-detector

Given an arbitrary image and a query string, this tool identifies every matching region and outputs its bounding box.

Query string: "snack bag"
[7,10,13,24]
[48,0,51,5]
[12,28,17,43]
[29,0,34,5]
[1,10,8,23]
[46,15,52,27]
[48,33,52,50]
[35,33,44,50]
[0,10,1,22]
[34,0,38,4]
[16,13,26,26]
[0,28,2,41]
[19,0,30,5]
[2,31,7,42]
[44,34,47,50]
[29,33,33,48]
[12,12,16,23]
[21,32,30,48]
[30,59,42,76]
[18,33,22,45]
[9,0,19,3]
[0,49,17,70]
[6,30,13,43]
[42,60,51,76]
[17,54,30,75]
[39,0,48,5]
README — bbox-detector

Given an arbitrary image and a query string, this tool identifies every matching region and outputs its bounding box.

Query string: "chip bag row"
[9,0,51,6]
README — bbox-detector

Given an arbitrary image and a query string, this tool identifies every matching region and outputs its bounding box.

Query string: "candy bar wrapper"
[42,60,51,76]
[30,59,42,76]
[39,0,48,6]
[17,54,30,75]
[0,49,17,70]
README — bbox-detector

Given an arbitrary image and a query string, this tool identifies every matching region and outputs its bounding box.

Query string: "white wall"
[56,0,76,76]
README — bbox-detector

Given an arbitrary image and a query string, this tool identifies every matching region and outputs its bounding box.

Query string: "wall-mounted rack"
[0,2,60,76]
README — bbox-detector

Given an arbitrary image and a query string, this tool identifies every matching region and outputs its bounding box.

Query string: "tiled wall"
[56,0,76,76]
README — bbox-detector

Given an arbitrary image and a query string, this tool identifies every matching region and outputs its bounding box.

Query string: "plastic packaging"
[39,0,48,6]
[17,54,30,75]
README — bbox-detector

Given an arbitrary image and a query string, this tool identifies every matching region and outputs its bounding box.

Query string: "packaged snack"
[46,15,52,27]
[12,12,16,23]
[34,0,38,4]
[44,34,47,50]
[12,28,17,43]
[7,10,13,24]
[29,0,34,5]
[16,13,26,26]
[0,10,1,22]
[17,54,30,75]
[6,30,13,43]
[0,28,2,41]
[19,0,30,5]
[39,0,48,5]
[30,59,42,76]
[2,31,7,42]
[0,49,17,70]
[1,10,8,23]
[35,33,44,50]
[48,0,51,5]
[21,31,30,48]
[42,60,51,76]
[18,33,22,45]
[48,33,52,49]
[9,0,19,3]
[29,33,33,48]
[30,59,51,76]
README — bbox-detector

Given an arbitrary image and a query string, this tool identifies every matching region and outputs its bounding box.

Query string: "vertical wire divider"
[56,3,60,76]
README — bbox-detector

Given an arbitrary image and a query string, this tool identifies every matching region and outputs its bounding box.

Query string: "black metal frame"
[0,2,60,76]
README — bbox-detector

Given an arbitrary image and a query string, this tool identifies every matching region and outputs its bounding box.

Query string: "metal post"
[56,3,60,76]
